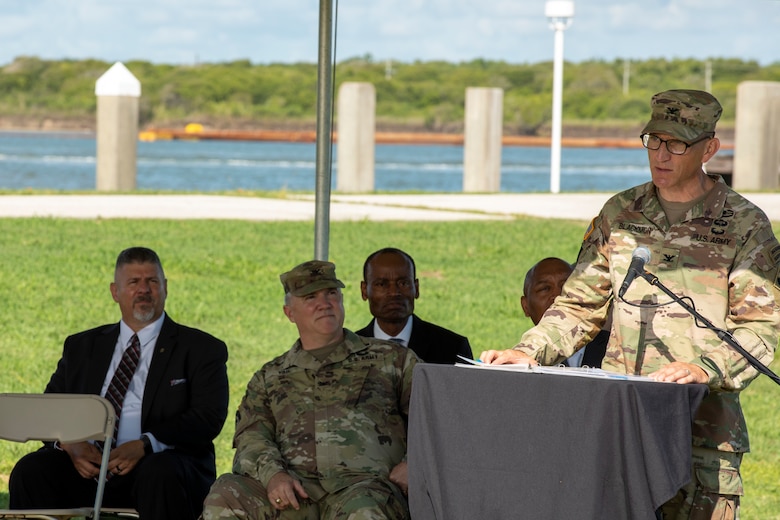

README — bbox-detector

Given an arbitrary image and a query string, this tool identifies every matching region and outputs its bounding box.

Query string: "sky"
[1,0,778,67]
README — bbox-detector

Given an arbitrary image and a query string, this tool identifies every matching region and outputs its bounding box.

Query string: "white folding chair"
[0,393,138,520]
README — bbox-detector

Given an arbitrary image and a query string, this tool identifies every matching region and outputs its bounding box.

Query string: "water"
[0,131,651,193]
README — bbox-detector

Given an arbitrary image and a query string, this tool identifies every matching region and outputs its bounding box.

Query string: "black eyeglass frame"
[640,133,714,155]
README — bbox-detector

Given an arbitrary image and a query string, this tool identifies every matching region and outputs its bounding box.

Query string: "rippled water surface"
[0,131,651,193]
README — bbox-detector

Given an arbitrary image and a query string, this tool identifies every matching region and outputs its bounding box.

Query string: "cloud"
[0,0,777,66]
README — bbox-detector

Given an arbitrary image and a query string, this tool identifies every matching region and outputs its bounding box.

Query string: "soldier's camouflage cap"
[641,89,722,142]
[280,260,345,296]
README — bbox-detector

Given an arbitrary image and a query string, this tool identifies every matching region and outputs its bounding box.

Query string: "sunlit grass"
[0,216,778,519]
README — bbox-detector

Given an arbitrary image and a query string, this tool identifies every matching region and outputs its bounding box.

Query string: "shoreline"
[0,126,734,150]
[139,127,654,149]
[0,113,736,144]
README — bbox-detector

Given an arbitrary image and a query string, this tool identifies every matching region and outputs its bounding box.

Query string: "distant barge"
[139,125,734,150]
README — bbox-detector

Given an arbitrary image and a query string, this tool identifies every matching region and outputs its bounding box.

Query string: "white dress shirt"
[99,312,169,451]
[372,315,413,347]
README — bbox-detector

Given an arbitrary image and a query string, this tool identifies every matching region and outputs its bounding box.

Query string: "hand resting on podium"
[480,348,708,384]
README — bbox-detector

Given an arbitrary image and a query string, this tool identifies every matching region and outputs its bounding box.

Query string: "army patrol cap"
[280,260,345,296]
[641,89,722,142]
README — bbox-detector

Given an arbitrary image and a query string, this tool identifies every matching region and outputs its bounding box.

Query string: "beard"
[133,298,157,323]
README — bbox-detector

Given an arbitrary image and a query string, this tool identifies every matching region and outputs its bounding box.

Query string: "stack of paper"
[455,356,656,382]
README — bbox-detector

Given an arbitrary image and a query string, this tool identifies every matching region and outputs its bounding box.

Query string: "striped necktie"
[104,333,141,445]
[389,337,404,345]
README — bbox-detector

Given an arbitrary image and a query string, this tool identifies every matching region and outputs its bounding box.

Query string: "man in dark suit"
[355,247,472,364]
[9,246,229,520]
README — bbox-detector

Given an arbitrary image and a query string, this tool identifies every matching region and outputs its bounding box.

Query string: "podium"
[408,364,708,520]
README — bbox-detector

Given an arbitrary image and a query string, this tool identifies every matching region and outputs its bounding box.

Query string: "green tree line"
[1,55,778,134]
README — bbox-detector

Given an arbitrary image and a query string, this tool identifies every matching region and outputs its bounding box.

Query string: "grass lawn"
[1,215,778,519]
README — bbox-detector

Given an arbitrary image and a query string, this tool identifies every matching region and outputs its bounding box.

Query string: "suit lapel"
[408,315,429,359]
[142,315,177,422]
[88,325,120,394]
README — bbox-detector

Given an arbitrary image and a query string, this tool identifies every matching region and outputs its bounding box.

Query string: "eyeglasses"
[640,133,713,155]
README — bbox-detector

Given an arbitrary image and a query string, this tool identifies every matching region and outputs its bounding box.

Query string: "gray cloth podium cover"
[408,364,708,520]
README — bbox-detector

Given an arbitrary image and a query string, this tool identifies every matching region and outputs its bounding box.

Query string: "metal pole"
[314,0,334,261]
[550,25,565,194]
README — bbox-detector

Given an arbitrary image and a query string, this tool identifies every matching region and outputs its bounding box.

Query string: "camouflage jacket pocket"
[694,465,744,496]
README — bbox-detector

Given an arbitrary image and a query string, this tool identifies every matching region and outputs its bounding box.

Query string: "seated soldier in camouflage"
[201,260,417,520]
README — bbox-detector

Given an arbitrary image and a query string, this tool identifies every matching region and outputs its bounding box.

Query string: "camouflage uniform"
[202,329,416,520]
[513,176,780,518]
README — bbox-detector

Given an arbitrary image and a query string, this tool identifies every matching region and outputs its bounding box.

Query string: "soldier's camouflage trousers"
[200,473,409,520]
[659,447,742,520]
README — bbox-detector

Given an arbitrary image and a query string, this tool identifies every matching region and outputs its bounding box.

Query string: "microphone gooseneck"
[618,246,652,298]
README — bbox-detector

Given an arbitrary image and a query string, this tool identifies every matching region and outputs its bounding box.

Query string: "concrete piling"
[95,62,141,191]
[463,87,503,192]
[732,81,780,190]
[336,82,376,192]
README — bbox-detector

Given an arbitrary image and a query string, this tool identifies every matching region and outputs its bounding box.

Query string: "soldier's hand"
[480,348,537,366]
[267,472,309,511]
[649,362,707,384]
[389,461,408,495]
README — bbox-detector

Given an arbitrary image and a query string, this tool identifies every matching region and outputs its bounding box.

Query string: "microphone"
[618,246,652,298]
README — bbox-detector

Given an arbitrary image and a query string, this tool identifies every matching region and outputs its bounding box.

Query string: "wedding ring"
[685,369,690,375]
[275,498,282,504]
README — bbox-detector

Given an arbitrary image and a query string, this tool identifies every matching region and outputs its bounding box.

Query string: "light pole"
[545,0,574,194]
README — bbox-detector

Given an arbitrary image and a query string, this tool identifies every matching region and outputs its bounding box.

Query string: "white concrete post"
[336,82,375,192]
[732,81,780,190]
[771,97,780,188]
[463,87,503,192]
[95,62,141,191]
